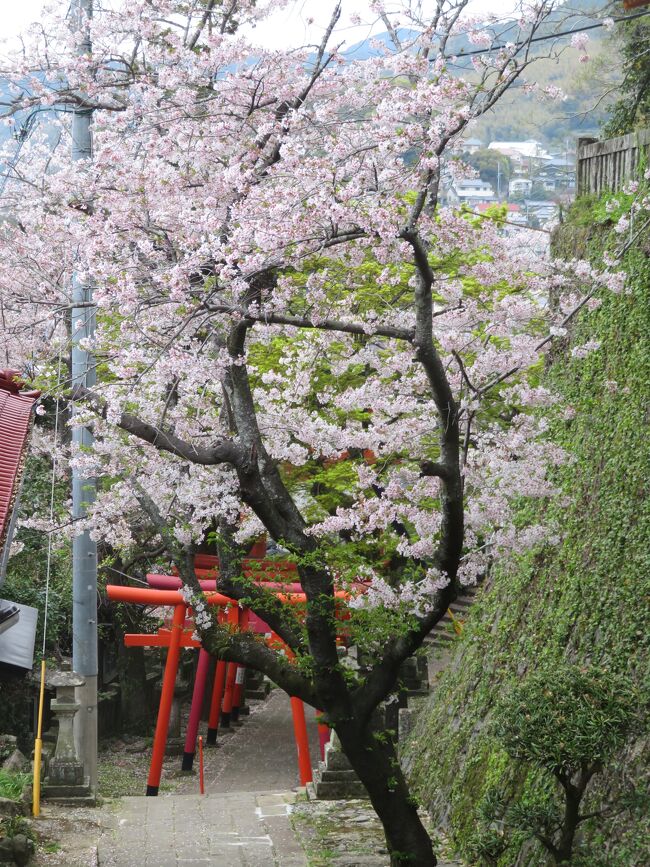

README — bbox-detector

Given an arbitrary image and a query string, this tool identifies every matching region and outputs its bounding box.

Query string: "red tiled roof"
[0,371,39,560]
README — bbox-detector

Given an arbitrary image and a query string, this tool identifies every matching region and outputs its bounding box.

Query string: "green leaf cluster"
[494,665,640,777]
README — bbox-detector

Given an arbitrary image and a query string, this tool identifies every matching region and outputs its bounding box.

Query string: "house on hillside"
[509,177,533,197]
[524,200,559,225]
[489,140,552,174]
[538,156,576,191]
[450,136,483,155]
[464,137,483,154]
[446,178,495,206]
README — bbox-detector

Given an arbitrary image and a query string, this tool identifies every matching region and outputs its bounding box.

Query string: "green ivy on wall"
[405,198,650,866]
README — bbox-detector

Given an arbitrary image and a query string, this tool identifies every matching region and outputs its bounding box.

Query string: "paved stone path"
[174,689,321,795]
[94,689,462,866]
[98,690,318,866]
[98,791,306,867]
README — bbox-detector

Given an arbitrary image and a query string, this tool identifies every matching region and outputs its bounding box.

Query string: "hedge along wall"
[405,196,650,866]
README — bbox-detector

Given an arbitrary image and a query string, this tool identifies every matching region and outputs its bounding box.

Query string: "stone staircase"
[311,586,481,801]
[424,589,477,650]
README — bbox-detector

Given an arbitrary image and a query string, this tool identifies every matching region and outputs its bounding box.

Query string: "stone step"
[430,624,457,640]
[313,779,368,799]
[320,768,363,783]
[451,593,475,606]
[421,589,483,648]
[448,603,471,616]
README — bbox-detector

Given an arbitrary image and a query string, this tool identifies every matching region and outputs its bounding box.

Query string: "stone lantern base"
[40,663,95,806]
[41,778,93,805]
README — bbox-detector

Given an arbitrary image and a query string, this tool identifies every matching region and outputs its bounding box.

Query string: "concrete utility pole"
[70,0,98,797]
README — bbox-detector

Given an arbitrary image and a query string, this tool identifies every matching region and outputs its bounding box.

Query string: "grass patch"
[0,769,29,801]
[0,816,36,843]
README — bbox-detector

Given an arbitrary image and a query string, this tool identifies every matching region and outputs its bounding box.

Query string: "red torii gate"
[107,581,327,794]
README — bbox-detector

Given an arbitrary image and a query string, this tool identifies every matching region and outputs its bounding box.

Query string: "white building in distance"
[447,178,496,206]
[509,177,533,197]
[488,140,552,165]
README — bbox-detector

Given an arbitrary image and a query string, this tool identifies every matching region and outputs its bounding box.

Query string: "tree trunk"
[336,719,436,866]
[555,781,583,864]
[116,626,152,732]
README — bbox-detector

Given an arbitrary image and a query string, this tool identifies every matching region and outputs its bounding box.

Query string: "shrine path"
[97,689,318,866]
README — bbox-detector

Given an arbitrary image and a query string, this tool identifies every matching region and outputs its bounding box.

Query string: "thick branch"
[217,576,306,654]
[223,324,312,548]
[353,580,456,721]
[205,303,414,342]
[186,0,217,50]
[400,227,464,580]
[419,460,449,479]
[71,384,243,466]
[200,625,318,705]
[221,326,351,715]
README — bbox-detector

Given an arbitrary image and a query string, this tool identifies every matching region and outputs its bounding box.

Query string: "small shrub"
[0,816,35,843]
[492,663,644,864]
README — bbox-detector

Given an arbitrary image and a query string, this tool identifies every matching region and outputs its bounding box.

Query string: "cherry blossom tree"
[0,1,622,863]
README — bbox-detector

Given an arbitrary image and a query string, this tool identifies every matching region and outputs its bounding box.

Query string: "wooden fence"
[576,129,650,196]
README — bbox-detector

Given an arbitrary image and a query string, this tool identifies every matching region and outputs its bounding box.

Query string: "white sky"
[1,1,512,50]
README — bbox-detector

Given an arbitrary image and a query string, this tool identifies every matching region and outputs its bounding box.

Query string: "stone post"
[311,732,366,799]
[42,663,91,802]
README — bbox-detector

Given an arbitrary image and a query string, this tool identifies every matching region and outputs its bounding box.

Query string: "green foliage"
[405,198,650,866]
[464,827,509,867]
[240,233,550,656]
[0,770,29,802]
[464,149,511,190]
[604,14,650,137]
[2,453,72,656]
[486,665,644,864]
[494,664,641,776]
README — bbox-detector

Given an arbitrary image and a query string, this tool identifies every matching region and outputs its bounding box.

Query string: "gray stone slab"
[98,691,318,866]
[98,791,306,866]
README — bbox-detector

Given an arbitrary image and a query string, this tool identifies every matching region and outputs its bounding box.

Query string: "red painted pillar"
[182,648,211,771]
[220,605,240,729]
[315,709,330,761]
[206,660,227,745]
[220,662,238,728]
[290,697,313,786]
[147,603,186,796]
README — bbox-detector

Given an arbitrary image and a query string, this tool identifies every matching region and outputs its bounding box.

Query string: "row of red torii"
[108,552,359,795]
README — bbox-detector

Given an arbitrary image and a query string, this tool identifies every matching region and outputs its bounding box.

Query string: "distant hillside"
[343,0,616,148]
[469,42,617,147]
[0,1,616,158]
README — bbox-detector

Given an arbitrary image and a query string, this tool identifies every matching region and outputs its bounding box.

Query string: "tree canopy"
[0,2,625,863]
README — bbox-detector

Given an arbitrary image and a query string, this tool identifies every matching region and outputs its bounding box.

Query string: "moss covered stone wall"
[406,199,650,866]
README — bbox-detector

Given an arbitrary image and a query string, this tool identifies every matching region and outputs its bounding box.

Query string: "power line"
[444,8,650,60]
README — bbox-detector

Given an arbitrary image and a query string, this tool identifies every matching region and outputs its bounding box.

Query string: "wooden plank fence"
[576,129,650,196]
